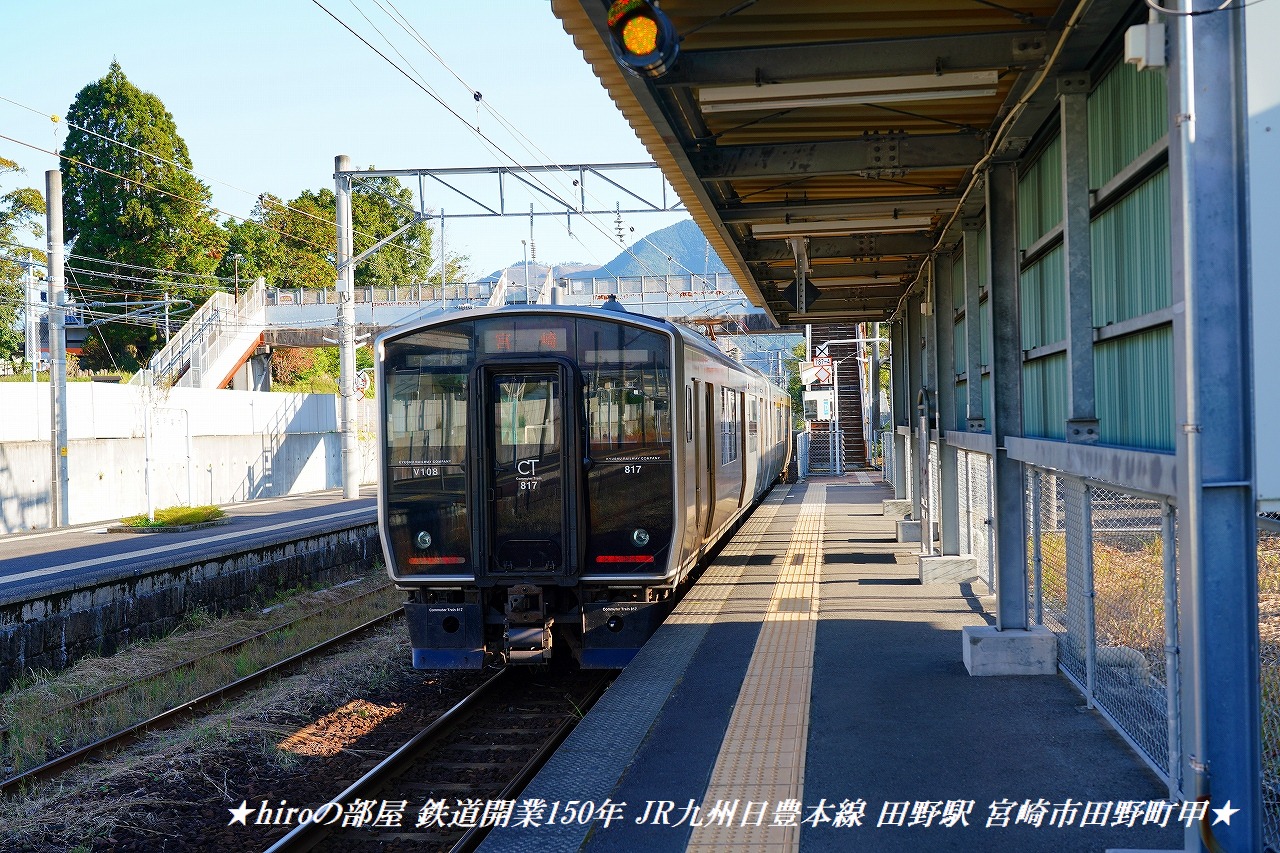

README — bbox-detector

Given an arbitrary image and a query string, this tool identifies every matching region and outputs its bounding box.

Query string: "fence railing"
[1025,466,1180,798]
[1258,515,1280,847]
[802,429,844,476]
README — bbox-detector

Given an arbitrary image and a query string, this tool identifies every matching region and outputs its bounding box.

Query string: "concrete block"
[918,555,979,584]
[882,499,913,517]
[962,625,1057,676]
[896,520,939,543]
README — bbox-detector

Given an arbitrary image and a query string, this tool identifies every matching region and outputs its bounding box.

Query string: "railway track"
[264,666,613,853]
[0,582,403,794]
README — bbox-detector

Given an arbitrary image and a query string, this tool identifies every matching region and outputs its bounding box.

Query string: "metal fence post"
[1031,469,1043,626]
[1162,502,1182,800]
[1082,480,1096,709]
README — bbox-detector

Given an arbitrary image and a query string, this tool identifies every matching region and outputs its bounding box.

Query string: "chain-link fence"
[902,433,913,503]
[880,429,895,489]
[951,448,994,591]
[803,430,843,476]
[929,441,941,548]
[1260,517,1280,848]
[1026,466,1179,795]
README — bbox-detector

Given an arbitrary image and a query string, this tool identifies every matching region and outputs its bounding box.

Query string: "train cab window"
[578,321,672,460]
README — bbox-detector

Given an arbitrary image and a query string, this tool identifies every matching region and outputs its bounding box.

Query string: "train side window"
[720,389,739,465]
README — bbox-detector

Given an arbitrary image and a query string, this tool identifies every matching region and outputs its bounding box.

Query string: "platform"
[481,477,1181,852]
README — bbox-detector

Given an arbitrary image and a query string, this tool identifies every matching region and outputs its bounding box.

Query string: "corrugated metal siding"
[978,225,990,291]
[1018,135,1063,249]
[979,295,991,368]
[954,316,967,373]
[981,373,992,428]
[1023,352,1067,440]
[1020,245,1066,349]
[954,378,968,430]
[1092,169,1172,325]
[1088,60,1168,188]
[952,254,965,311]
[1095,326,1175,451]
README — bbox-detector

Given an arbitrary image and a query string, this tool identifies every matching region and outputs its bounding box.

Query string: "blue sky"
[1,0,686,277]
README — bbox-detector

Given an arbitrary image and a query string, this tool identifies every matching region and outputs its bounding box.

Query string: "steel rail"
[263,668,511,853]
[0,608,402,794]
[0,582,395,746]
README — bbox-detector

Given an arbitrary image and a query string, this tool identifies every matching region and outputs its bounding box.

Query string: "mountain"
[563,219,728,280]
[481,219,728,283]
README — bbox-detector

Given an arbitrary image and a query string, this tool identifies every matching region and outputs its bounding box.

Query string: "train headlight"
[632,528,650,547]
[415,530,433,550]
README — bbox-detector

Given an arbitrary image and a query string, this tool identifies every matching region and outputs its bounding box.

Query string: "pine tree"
[59,62,226,369]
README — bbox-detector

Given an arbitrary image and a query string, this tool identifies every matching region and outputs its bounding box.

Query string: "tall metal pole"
[870,321,881,444]
[24,252,37,384]
[439,209,445,293]
[46,170,69,528]
[522,239,530,304]
[1171,2,1261,847]
[335,155,360,500]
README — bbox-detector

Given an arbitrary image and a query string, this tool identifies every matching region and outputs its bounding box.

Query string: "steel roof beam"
[720,195,962,224]
[744,233,936,261]
[754,260,918,280]
[656,31,1049,88]
[697,134,986,180]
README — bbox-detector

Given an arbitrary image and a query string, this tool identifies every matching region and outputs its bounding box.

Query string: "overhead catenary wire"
[0,91,436,269]
[0,131,341,263]
[369,0,719,287]
[316,0,712,290]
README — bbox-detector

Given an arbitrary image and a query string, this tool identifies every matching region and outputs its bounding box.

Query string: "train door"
[481,365,578,577]
[702,382,716,540]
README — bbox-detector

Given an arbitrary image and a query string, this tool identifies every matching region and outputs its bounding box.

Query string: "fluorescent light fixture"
[751,215,934,239]
[700,70,999,114]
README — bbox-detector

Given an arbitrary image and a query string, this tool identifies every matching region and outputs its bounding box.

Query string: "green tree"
[0,157,45,367]
[226,177,469,294]
[786,341,806,427]
[59,61,227,369]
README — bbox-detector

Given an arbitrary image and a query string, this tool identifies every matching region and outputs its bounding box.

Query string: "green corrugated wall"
[1091,169,1171,326]
[1095,326,1174,450]
[1023,352,1068,440]
[1088,60,1168,188]
[1018,135,1063,249]
[1021,245,1066,349]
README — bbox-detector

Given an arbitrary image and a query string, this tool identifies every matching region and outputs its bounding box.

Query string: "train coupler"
[504,584,553,664]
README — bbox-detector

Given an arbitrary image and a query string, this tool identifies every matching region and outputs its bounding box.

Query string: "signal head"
[606,0,679,79]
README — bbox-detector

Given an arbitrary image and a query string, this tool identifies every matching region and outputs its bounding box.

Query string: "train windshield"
[383,324,475,573]
[576,320,674,572]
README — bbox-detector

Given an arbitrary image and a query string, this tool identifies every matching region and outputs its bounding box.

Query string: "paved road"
[0,488,377,605]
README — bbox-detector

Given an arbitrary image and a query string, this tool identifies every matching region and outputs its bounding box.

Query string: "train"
[375,300,792,669]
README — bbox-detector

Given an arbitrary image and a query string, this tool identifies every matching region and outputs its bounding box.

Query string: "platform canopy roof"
[551,0,1137,326]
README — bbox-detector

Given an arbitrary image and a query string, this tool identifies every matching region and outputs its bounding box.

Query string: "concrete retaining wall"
[0,522,379,690]
[0,384,379,533]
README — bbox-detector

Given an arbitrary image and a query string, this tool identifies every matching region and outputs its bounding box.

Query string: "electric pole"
[46,170,69,527]
[334,155,360,500]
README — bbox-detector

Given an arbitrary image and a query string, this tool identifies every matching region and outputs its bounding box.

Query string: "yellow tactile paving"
[686,484,826,852]
[667,489,788,627]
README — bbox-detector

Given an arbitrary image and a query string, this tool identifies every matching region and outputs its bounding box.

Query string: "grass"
[119,504,226,528]
[0,623,421,851]
[0,570,401,776]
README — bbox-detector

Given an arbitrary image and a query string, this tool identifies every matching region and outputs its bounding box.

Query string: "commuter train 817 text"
[376,300,791,668]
